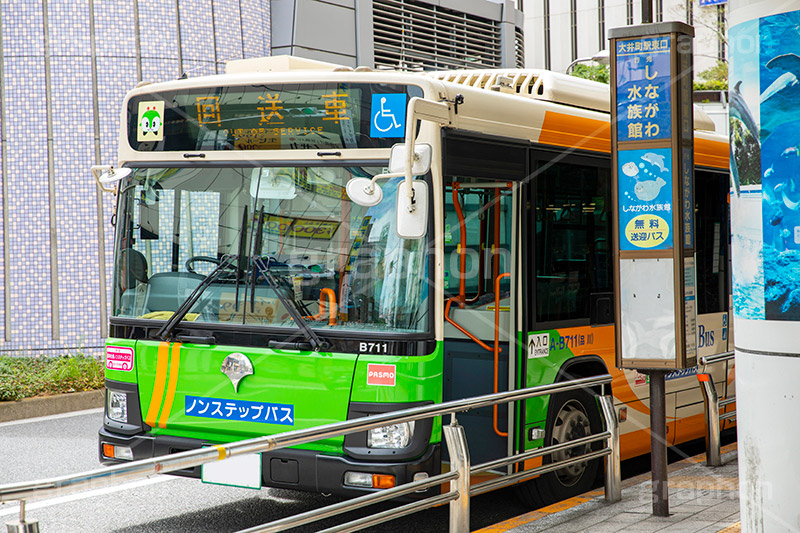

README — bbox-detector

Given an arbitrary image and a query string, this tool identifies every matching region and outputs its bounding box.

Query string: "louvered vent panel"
[373,0,502,71]
[515,27,525,69]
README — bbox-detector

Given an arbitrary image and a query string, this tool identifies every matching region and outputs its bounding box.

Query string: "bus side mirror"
[92,165,131,194]
[388,143,432,175]
[396,179,428,239]
[391,143,430,240]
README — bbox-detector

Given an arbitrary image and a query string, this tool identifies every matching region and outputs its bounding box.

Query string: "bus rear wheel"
[516,388,603,508]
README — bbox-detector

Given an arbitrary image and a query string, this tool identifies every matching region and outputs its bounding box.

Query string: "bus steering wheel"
[185,255,221,274]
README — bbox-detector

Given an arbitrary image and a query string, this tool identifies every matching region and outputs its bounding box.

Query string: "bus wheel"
[515,388,602,508]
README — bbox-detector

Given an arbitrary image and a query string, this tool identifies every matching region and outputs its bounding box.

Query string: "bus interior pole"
[649,369,668,517]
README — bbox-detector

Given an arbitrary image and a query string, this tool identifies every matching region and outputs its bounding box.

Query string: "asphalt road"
[0,410,530,532]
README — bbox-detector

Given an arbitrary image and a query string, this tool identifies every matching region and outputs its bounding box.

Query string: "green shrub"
[0,355,104,401]
[570,63,610,84]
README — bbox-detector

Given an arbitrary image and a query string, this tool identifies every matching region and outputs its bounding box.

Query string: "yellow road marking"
[476,443,740,532]
[157,342,182,428]
[669,475,739,491]
[144,342,170,427]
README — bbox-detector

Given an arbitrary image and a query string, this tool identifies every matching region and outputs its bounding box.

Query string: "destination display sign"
[127,83,424,152]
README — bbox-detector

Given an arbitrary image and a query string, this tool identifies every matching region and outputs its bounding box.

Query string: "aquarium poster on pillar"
[729,18,764,320]
[731,10,800,321]
[760,11,800,320]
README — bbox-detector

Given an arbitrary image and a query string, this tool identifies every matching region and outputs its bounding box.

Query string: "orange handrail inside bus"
[444,296,495,353]
[493,272,510,438]
[306,288,337,326]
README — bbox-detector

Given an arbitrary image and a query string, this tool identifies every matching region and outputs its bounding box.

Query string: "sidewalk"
[478,443,740,533]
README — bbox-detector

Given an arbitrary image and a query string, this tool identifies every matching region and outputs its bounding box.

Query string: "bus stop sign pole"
[608,22,696,518]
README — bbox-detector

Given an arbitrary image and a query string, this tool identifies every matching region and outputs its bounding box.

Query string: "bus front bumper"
[98,428,441,499]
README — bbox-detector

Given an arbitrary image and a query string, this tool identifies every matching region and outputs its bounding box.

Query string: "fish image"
[622,161,639,177]
[773,148,800,211]
[634,177,667,202]
[641,152,667,173]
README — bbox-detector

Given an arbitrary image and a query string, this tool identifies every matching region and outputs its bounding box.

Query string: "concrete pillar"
[728,1,800,530]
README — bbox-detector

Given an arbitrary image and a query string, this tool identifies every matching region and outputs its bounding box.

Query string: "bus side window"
[534,161,612,324]
[694,170,730,314]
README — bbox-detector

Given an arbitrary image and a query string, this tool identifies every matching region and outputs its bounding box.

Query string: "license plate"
[201,453,262,489]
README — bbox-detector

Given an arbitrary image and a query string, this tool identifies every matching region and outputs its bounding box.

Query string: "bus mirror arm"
[91,165,131,194]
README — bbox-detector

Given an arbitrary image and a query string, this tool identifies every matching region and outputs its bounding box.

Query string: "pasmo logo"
[367,364,396,386]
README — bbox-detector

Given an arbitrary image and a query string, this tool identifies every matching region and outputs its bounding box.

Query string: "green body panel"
[523,329,577,450]
[106,338,444,454]
[350,343,444,443]
[104,338,138,384]
[134,340,357,453]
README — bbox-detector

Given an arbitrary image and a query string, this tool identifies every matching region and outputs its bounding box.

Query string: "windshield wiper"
[156,254,238,341]
[257,258,329,352]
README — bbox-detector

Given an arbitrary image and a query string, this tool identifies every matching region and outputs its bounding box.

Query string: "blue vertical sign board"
[682,146,694,248]
[615,37,672,143]
[618,147,674,250]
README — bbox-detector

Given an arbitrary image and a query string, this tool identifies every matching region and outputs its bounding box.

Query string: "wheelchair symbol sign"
[370,93,406,138]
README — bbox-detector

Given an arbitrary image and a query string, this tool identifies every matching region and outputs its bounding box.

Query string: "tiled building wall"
[0,0,270,357]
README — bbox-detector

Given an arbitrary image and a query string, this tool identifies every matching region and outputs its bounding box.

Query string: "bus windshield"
[113,165,430,334]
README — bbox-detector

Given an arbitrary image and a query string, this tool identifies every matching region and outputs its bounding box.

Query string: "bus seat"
[144,272,204,313]
[119,248,148,292]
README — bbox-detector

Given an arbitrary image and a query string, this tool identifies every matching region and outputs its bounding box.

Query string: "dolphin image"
[729,80,761,196]
[634,177,667,202]
[730,80,759,141]
[761,53,800,139]
[775,181,800,211]
[641,152,667,173]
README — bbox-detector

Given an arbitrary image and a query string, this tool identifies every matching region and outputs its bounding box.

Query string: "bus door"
[440,133,526,467]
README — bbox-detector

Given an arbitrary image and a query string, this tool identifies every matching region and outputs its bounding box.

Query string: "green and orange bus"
[97,56,733,505]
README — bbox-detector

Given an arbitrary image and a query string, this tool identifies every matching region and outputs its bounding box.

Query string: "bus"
[97,56,733,506]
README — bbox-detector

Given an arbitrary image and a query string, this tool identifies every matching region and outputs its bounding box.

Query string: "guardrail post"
[6,500,39,533]
[598,395,621,502]
[443,415,470,533]
[697,373,722,467]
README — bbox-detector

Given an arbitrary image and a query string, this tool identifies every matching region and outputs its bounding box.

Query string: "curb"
[0,390,105,423]
[475,442,739,533]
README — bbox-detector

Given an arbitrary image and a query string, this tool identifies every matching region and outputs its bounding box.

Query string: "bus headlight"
[367,421,414,449]
[107,391,128,423]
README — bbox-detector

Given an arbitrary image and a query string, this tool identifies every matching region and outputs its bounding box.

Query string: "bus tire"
[516,388,603,508]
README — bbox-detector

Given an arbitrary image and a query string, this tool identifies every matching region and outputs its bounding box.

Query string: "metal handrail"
[697,351,736,467]
[699,350,735,366]
[1,374,620,533]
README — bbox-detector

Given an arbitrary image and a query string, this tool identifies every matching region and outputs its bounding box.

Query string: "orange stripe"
[144,342,170,427]
[158,343,182,428]
[539,111,611,153]
[695,137,728,169]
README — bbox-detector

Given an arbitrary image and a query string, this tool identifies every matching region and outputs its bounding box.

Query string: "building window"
[544,0,551,70]
[598,0,605,52]
[717,5,726,62]
[570,0,578,62]
[373,0,503,70]
[626,0,634,25]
